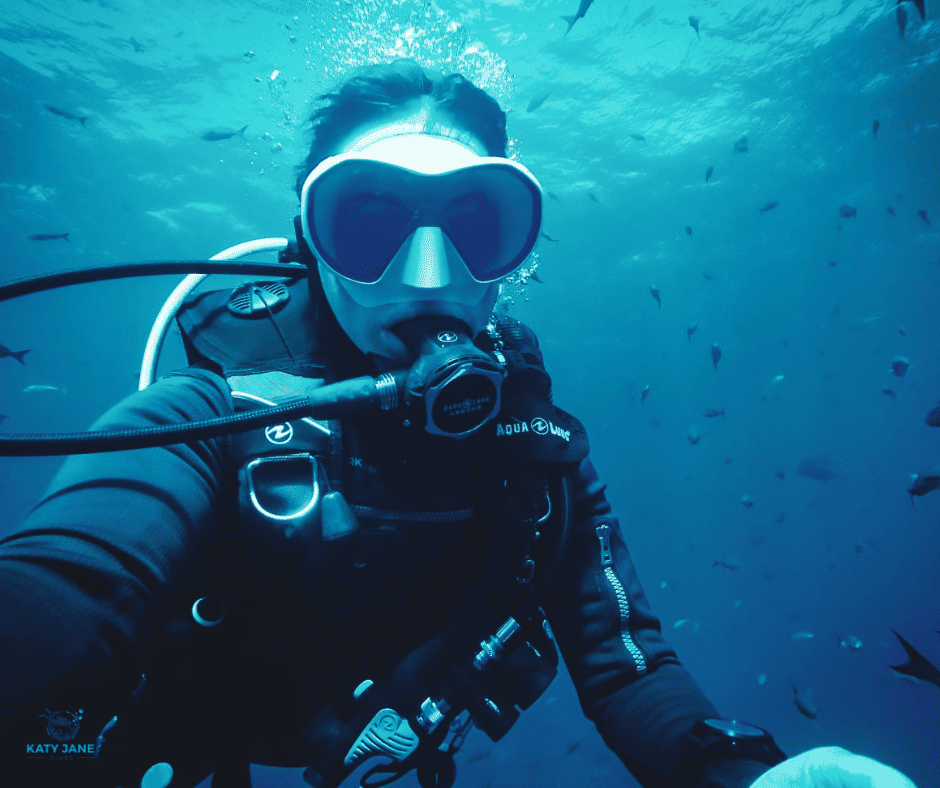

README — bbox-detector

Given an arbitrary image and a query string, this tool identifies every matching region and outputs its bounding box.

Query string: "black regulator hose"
[0,259,306,302]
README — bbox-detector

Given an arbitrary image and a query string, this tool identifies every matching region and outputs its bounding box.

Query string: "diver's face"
[315,110,501,369]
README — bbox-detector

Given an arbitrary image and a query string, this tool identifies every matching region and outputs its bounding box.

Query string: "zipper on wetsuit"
[596,522,647,673]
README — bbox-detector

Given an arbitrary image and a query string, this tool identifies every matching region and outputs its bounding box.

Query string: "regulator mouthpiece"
[395,317,506,439]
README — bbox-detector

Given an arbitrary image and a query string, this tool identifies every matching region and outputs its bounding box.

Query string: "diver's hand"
[749,747,917,788]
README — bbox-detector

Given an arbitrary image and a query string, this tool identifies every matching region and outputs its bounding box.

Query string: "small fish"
[705,165,714,183]
[791,681,818,719]
[540,232,560,243]
[565,742,581,755]
[687,323,698,341]
[712,557,742,570]
[44,104,89,126]
[741,494,754,509]
[828,260,837,267]
[686,426,700,445]
[689,16,701,38]
[629,133,647,142]
[587,192,599,202]
[773,511,787,524]
[28,233,69,242]
[887,206,896,217]
[889,630,940,689]
[129,36,145,53]
[891,355,910,377]
[0,344,30,365]
[734,136,748,154]
[685,225,693,238]
[925,403,940,427]
[775,470,785,482]
[547,191,560,201]
[839,204,857,218]
[791,631,815,641]
[641,384,650,405]
[702,272,713,280]
[674,619,690,628]
[23,384,64,394]
[835,632,863,651]
[560,0,594,36]
[531,272,545,284]
[882,388,897,399]
[711,342,721,369]
[897,1,909,36]
[899,326,906,335]
[526,90,552,113]
[797,455,841,482]
[703,407,725,418]
[908,466,940,508]
[199,125,248,141]
[759,201,779,215]
[650,285,661,310]
[465,750,491,763]
[872,119,880,140]
[917,209,935,228]
[0,414,7,427]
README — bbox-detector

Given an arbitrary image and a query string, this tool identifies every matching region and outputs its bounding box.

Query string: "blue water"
[1,1,938,786]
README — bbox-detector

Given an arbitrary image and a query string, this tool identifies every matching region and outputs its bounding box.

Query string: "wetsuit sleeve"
[542,457,780,788]
[0,370,231,736]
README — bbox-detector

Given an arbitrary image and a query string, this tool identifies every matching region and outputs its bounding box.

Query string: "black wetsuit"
[0,285,780,788]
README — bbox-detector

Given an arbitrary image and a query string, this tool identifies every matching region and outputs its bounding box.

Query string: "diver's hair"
[294,59,508,197]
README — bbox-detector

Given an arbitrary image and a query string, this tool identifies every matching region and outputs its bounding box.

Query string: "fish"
[711,342,721,369]
[734,136,748,153]
[650,285,661,310]
[0,344,30,365]
[565,742,581,755]
[834,632,863,651]
[526,90,552,113]
[702,272,713,280]
[530,272,545,284]
[687,323,698,341]
[705,165,714,183]
[882,388,897,399]
[872,119,880,139]
[641,384,650,405]
[773,512,787,524]
[889,630,940,689]
[703,407,725,418]
[686,426,700,445]
[199,125,248,141]
[23,384,65,394]
[0,414,7,427]
[908,466,940,508]
[712,557,742,570]
[540,232,560,243]
[685,226,693,238]
[741,495,754,509]
[796,455,841,482]
[759,201,779,215]
[891,355,909,377]
[925,403,940,427]
[791,681,818,719]
[674,619,690,628]
[775,470,785,482]
[887,206,896,217]
[839,204,857,218]
[587,192,599,202]
[629,133,647,143]
[897,1,909,36]
[917,209,935,228]
[560,0,594,36]
[547,191,560,201]
[44,104,89,126]
[791,631,815,641]
[129,36,145,53]
[28,233,69,242]
[689,16,701,38]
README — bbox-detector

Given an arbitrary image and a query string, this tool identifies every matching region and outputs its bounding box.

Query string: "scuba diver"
[0,60,918,788]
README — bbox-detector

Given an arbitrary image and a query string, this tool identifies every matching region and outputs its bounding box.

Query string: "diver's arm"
[0,369,231,736]
[542,458,782,788]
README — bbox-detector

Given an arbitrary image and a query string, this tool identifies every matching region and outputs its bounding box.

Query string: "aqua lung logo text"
[495,417,570,442]
[265,422,293,445]
[443,396,491,417]
[26,709,96,760]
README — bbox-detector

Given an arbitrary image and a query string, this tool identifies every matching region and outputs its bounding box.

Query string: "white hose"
[138,237,290,390]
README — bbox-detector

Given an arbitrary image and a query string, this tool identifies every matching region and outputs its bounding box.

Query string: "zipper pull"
[595,523,612,567]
